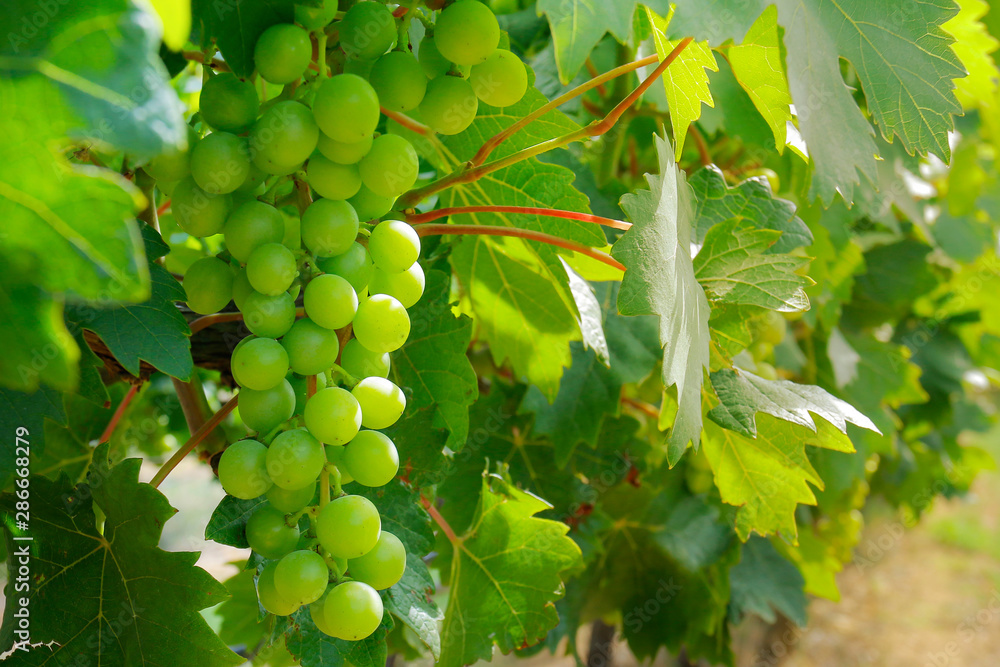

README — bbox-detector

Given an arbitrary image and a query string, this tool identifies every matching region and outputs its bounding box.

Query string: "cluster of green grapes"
[141,0,529,642]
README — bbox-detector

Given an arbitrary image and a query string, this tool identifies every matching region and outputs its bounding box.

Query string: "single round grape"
[304,274,358,329]
[323,581,383,640]
[184,257,234,314]
[419,75,479,135]
[267,481,317,513]
[274,550,329,605]
[338,2,396,60]
[250,101,319,173]
[349,185,396,222]
[200,73,260,132]
[313,74,380,143]
[232,334,258,356]
[317,132,373,165]
[289,372,328,415]
[369,262,424,308]
[232,267,254,311]
[325,445,355,484]
[358,135,419,199]
[144,146,190,183]
[190,132,251,195]
[172,177,233,237]
[300,199,360,257]
[246,243,298,296]
[224,200,285,262]
[353,294,411,353]
[282,318,341,375]
[351,377,405,429]
[316,494,381,559]
[241,290,297,338]
[348,532,405,590]
[295,0,338,30]
[232,337,289,390]
[470,49,528,107]
[369,220,420,273]
[434,1,500,66]
[310,587,336,636]
[343,430,399,487]
[218,439,272,499]
[369,52,427,112]
[307,155,363,200]
[340,338,390,379]
[304,387,362,445]
[255,23,312,84]
[417,36,451,79]
[258,561,300,616]
[316,242,374,292]
[266,428,326,490]
[246,503,300,558]
[239,379,296,433]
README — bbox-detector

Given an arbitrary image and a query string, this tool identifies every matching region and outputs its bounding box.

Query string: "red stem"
[99,384,139,443]
[392,6,408,17]
[188,308,305,335]
[421,495,458,543]
[156,199,171,216]
[381,107,430,135]
[150,394,239,488]
[307,375,317,398]
[405,206,631,230]
[585,58,608,97]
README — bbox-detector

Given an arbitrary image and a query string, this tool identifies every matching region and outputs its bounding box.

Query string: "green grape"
[340,338,390,379]
[312,74,380,143]
[258,561,300,616]
[353,294,410,353]
[310,587,336,636]
[241,291,297,338]
[307,155,363,200]
[200,73,260,132]
[323,581,383,640]
[316,242,374,292]
[301,199,360,257]
[274,550,329,605]
[369,262,424,308]
[316,494,381,559]
[351,377,405,429]
[232,267,254,311]
[358,135,419,199]
[267,481,316,513]
[144,145,190,183]
[239,379,296,433]
[250,101,319,174]
[470,49,528,107]
[190,132,251,195]
[369,220,420,273]
[236,161,268,194]
[232,334,258,356]
[289,372,328,415]
[304,274,358,329]
[325,445,355,484]
[417,36,451,79]
[343,430,398,487]
[224,200,285,262]
[434,0,500,66]
[246,502,300,558]
[339,1,396,60]
[347,532,405,590]
[172,177,233,237]
[419,75,479,135]
[266,428,326,490]
[246,243,298,296]
[295,0,338,30]
[218,439,272,499]
[232,337,289,390]
[255,23,312,84]
[282,318,341,375]
[317,132,372,165]
[184,257,234,314]
[304,387,362,445]
[369,52,427,112]
[349,185,395,222]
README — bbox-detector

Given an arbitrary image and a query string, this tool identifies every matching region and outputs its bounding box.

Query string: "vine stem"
[381,107,430,135]
[404,206,631,231]
[150,394,239,488]
[412,224,625,271]
[156,199,171,216]
[182,51,231,72]
[621,396,659,419]
[99,384,139,444]
[421,496,458,544]
[688,124,711,167]
[189,308,306,335]
[319,468,331,507]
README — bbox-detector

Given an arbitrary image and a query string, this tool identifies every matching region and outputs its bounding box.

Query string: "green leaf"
[0,386,66,490]
[666,1,767,45]
[708,367,879,437]
[282,610,392,667]
[191,0,296,78]
[0,282,80,392]
[612,135,711,464]
[73,327,111,406]
[438,474,581,667]
[842,239,937,327]
[0,443,241,665]
[728,536,807,626]
[801,215,865,329]
[205,495,268,549]
[653,495,736,571]
[944,0,1000,110]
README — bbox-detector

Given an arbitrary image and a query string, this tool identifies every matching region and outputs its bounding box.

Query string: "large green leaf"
[612,135,711,464]
[728,536,807,626]
[0,443,240,666]
[0,386,66,491]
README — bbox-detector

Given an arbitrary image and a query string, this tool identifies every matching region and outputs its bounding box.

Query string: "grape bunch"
[140,0,526,643]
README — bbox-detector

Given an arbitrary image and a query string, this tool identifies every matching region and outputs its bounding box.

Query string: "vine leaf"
[438,474,581,667]
[0,386,66,490]
[694,219,812,312]
[943,0,1000,109]
[728,537,808,626]
[0,443,241,665]
[282,611,392,667]
[613,135,711,465]
[205,495,268,549]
